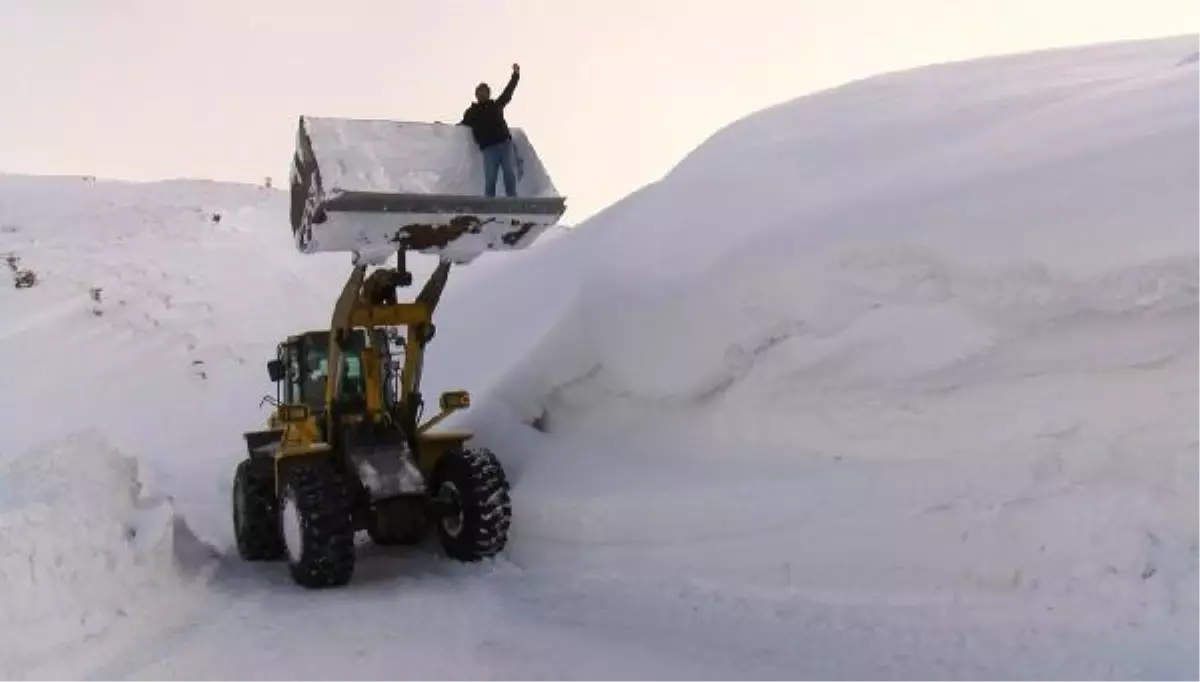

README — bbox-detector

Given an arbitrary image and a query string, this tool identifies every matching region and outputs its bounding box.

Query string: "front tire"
[430,446,512,562]
[279,461,356,588]
[232,459,284,561]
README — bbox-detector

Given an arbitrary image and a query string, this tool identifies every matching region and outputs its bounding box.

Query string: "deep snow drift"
[0,34,1196,679]
[435,31,1199,667]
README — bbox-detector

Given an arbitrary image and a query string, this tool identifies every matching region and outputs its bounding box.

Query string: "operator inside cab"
[304,348,328,408]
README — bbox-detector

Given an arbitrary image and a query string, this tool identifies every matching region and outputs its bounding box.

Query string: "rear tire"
[232,459,284,561]
[279,461,356,588]
[430,446,512,562]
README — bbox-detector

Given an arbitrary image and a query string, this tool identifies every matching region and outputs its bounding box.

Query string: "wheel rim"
[439,481,463,538]
[281,489,304,563]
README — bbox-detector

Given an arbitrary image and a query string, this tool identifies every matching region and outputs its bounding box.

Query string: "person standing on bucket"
[460,63,521,197]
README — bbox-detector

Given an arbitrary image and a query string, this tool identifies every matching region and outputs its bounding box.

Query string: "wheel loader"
[231,116,566,588]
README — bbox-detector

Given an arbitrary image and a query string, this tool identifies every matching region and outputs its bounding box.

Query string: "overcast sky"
[0,0,1195,223]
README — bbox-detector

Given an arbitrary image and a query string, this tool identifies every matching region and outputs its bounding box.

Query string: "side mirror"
[267,359,285,382]
[439,390,471,411]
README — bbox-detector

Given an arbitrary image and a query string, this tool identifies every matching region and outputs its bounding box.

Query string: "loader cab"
[266,329,396,419]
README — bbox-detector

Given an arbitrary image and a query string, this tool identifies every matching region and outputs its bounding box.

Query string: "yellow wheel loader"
[231,116,565,588]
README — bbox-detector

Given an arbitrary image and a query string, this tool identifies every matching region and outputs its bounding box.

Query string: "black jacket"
[459,72,519,149]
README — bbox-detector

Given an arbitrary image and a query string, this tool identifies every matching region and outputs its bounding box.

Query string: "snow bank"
[0,430,214,677]
[0,175,328,676]
[433,34,1198,648]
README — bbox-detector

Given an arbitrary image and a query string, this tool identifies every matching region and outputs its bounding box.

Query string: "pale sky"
[1,0,1195,224]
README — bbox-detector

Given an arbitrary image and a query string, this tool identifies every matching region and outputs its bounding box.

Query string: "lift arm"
[324,248,453,437]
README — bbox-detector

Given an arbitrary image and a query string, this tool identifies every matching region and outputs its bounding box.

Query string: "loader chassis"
[233,249,513,588]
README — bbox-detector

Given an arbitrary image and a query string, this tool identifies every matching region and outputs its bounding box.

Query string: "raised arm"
[497,64,520,107]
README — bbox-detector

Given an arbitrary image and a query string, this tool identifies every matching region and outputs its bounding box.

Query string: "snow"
[301,117,560,198]
[0,431,216,678]
[0,34,1197,679]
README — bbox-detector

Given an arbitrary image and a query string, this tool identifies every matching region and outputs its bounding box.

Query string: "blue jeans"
[481,140,517,197]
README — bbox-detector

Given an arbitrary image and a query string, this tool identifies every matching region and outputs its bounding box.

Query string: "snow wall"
[426,34,1199,637]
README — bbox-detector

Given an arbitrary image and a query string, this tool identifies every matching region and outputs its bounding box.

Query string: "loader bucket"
[289,116,567,264]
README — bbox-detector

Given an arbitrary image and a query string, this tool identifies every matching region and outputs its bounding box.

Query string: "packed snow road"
[38,505,1194,681]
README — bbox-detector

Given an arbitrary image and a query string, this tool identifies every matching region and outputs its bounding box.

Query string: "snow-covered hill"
[1,35,1196,679]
